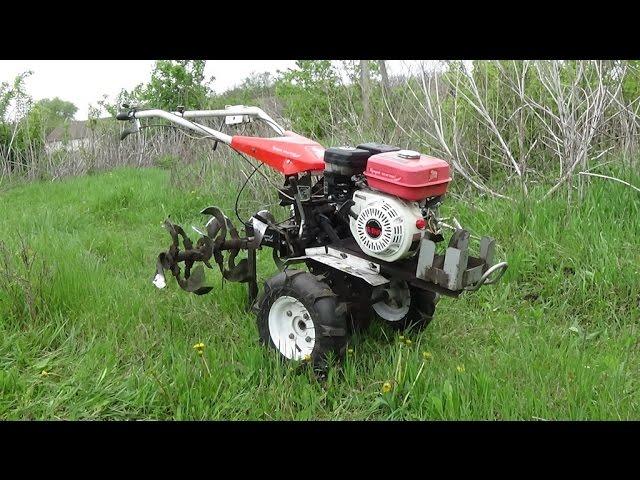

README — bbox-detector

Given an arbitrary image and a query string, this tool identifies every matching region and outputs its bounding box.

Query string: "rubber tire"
[375,287,438,332]
[256,270,349,376]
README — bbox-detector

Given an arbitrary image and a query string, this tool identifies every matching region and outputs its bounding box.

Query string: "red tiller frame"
[231,131,326,175]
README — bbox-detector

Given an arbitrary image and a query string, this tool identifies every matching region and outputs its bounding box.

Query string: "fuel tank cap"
[397,149,421,159]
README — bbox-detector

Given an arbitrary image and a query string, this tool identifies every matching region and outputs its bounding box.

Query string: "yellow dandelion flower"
[40,370,49,377]
[303,354,311,362]
[456,364,465,373]
[193,342,205,355]
[347,348,354,354]
[381,381,392,394]
[422,351,433,360]
[405,339,412,346]
[399,335,405,341]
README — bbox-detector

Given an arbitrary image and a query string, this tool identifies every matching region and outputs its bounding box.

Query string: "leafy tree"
[0,71,47,173]
[139,60,214,111]
[95,91,136,118]
[33,97,77,134]
[339,60,381,84]
[97,60,215,119]
[0,71,33,122]
[211,71,274,108]
[34,97,76,121]
[238,71,273,95]
[274,60,343,139]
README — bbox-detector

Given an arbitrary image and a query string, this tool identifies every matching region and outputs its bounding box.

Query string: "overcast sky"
[0,60,423,120]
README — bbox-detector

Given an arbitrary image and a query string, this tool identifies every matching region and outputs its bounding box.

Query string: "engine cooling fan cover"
[350,189,423,262]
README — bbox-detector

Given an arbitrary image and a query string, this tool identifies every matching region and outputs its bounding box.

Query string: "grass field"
[0,167,638,419]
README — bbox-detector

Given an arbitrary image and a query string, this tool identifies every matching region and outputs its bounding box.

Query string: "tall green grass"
[0,167,638,419]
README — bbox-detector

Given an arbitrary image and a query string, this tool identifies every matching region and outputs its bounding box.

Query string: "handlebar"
[115,105,286,143]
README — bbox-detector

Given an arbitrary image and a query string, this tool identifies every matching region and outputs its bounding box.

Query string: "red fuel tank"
[364,150,451,201]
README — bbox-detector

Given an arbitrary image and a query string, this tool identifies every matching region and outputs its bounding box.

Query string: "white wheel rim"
[373,280,411,321]
[268,295,315,360]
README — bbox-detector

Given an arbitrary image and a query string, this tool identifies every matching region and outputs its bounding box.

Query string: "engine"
[350,189,424,262]
[323,143,452,262]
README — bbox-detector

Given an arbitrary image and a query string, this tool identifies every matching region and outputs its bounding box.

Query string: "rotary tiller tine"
[200,205,222,216]
[152,255,168,289]
[174,224,193,250]
[158,251,173,270]
[204,216,221,239]
[162,218,193,250]
[162,219,180,247]
[193,286,214,296]
[223,258,249,283]
[201,206,228,242]
[183,264,213,294]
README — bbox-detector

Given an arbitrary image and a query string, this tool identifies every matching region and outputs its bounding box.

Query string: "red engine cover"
[231,131,326,175]
[364,150,451,201]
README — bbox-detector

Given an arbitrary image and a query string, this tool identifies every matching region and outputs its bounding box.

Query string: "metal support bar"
[245,221,259,308]
[246,247,258,307]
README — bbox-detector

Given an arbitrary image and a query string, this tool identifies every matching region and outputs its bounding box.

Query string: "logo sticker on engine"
[365,219,382,239]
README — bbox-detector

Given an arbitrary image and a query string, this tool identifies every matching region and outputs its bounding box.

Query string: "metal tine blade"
[184,264,206,293]
[152,255,167,289]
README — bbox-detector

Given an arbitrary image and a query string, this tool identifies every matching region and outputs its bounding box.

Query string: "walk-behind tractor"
[117,105,508,375]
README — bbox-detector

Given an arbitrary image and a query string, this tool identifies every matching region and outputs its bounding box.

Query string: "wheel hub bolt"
[286,311,292,317]
[305,336,312,343]
[303,313,309,320]
[289,333,295,339]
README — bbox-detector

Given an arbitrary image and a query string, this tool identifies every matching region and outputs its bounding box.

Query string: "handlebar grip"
[116,111,131,121]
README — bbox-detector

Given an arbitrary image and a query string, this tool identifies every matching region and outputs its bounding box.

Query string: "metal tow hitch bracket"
[416,229,508,293]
